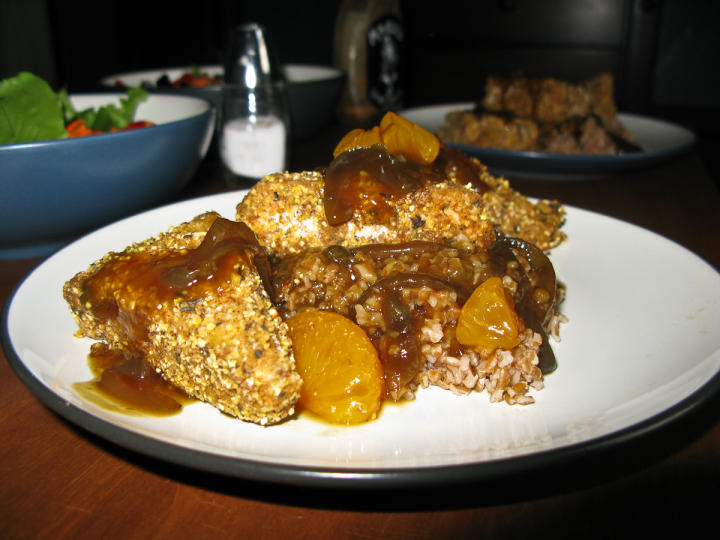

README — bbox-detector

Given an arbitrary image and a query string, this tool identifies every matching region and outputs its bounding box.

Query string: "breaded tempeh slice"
[475,166,567,251]
[235,171,497,259]
[63,212,301,425]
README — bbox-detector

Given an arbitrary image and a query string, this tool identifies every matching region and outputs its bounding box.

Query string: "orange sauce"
[323,144,489,226]
[73,218,268,417]
[73,343,194,417]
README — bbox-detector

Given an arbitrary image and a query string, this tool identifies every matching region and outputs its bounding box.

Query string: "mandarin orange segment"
[286,310,383,424]
[333,126,383,157]
[332,112,440,165]
[379,111,440,165]
[456,276,524,352]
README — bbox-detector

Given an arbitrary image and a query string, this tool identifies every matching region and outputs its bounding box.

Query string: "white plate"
[401,103,697,177]
[3,192,720,489]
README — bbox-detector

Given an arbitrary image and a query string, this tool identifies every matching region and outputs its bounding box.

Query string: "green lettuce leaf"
[0,72,149,145]
[0,72,67,144]
[66,86,149,131]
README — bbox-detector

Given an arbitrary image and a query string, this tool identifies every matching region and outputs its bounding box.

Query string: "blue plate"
[401,103,697,178]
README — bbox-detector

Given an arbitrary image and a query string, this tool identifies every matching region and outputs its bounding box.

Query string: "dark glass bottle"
[333,0,405,127]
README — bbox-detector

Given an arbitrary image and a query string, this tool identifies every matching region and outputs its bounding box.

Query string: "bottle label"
[367,14,405,111]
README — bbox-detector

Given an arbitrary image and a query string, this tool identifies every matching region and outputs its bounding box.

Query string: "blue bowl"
[0,93,215,259]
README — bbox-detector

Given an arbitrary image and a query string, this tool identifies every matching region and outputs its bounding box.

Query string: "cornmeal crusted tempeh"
[235,161,565,256]
[473,163,567,250]
[440,74,635,157]
[64,211,219,341]
[63,211,301,425]
[236,171,497,259]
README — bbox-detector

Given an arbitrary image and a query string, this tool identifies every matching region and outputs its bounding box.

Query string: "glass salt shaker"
[219,23,291,187]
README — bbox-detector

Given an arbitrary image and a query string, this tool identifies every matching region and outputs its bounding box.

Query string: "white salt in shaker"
[219,23,291,187]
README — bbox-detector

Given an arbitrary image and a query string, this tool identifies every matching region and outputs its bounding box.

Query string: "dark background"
[2,0,719,182]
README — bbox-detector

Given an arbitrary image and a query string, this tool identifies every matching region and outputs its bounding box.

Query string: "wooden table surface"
[2,126,719,538]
